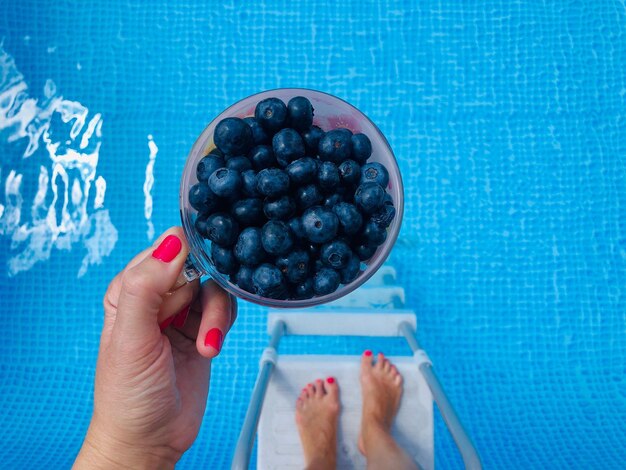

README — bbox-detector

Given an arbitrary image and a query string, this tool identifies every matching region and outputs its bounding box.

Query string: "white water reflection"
[0,45,117,277]
[144,135,158,241]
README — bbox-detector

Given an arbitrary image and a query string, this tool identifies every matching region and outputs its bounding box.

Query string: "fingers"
[113,227,189,343]
[195,280,236,359]
[102,246,152,334]
[104,230,175,318]
[158,280,199,328]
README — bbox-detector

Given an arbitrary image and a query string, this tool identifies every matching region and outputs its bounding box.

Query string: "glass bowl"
[179,88,404,308]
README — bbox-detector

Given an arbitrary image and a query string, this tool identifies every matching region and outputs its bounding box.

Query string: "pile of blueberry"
[189,95,396,301]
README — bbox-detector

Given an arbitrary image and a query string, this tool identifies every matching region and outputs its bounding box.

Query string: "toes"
[387,362,403,386]
[361,350,374,371]
[315,379,324,397]
[382,358,391,373]
[375,352,385,370]
[306,382,316,396]
[325,376,339,399]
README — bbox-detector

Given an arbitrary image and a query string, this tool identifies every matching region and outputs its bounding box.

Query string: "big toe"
[325,377,339,400]
[361,350,374,373]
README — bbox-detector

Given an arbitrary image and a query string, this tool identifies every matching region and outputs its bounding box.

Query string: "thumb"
[114,227,189,342]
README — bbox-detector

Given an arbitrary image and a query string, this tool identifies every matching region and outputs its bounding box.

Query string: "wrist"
[74,421,178,470]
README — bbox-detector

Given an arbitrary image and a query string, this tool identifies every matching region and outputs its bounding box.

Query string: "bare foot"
[358,351,403,456]
[295,377,340,470]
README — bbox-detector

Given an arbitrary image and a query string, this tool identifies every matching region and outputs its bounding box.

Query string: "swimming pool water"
[1,1,625,468]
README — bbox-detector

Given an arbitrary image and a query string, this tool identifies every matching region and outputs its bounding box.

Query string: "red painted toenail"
[364,350,372,356]
[326,377,335,384]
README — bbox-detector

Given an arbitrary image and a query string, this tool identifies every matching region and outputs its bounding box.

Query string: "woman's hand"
[74,227,237,469]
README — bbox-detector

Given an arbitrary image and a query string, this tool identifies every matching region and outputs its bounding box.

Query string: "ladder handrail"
[399,321,483,470]
[231,320,285,470]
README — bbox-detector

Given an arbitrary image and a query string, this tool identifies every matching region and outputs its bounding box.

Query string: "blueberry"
[231,198,264,226]
[208,168,242,198]
[323,193,343,208]
[273,128,306,167]
[338,159,361,186]
[351,133,372,164]
[261,220,294,255]
[340,254,361,284]
[318,128,352,163]
[264,195,296,220]
[226,155,252,172]
[371,203,396,228]
[240,169,260,197]
[317,161,340,192]
[256,168,290,197]
[302,206,339,243]
[320,239,352,269]
[287,216,306,239]
[252,263,289,299]
[313,268,341,296]
[295,184,324,210]
[305,242,321,260]
[234,227,267,266]
[189,182,218,213]
[313,258,325,273]
[214,117,253,156]
[354,182,385,214]
[243,116,269,145]
[292,278,314,299]
[211,243,238,275]
[361,220,387,246]
[332,202,363,235]
[287,96,314,131]
[255,97,288,133]
[194,215,209,237]
[301,125,325,154]
[276,249,310,283]
[335,184,352,200]
[249,145,277,170]
[355,243,377,261]
[361,162,389,187]
[197,154,225,181]
[209,147,224,157]
[286,157,318,185]
[205,212,239,246]
[233,265,255,293]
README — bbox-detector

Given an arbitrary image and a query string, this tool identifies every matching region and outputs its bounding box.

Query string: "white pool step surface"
[258,355,434,470]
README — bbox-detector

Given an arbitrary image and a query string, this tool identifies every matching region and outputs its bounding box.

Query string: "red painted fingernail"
[327,377,335,384]
[159,315,174,332]
[364,350,373,357]
[172,304,190,328]
[204,328,224,352]
[152,235,182,262]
